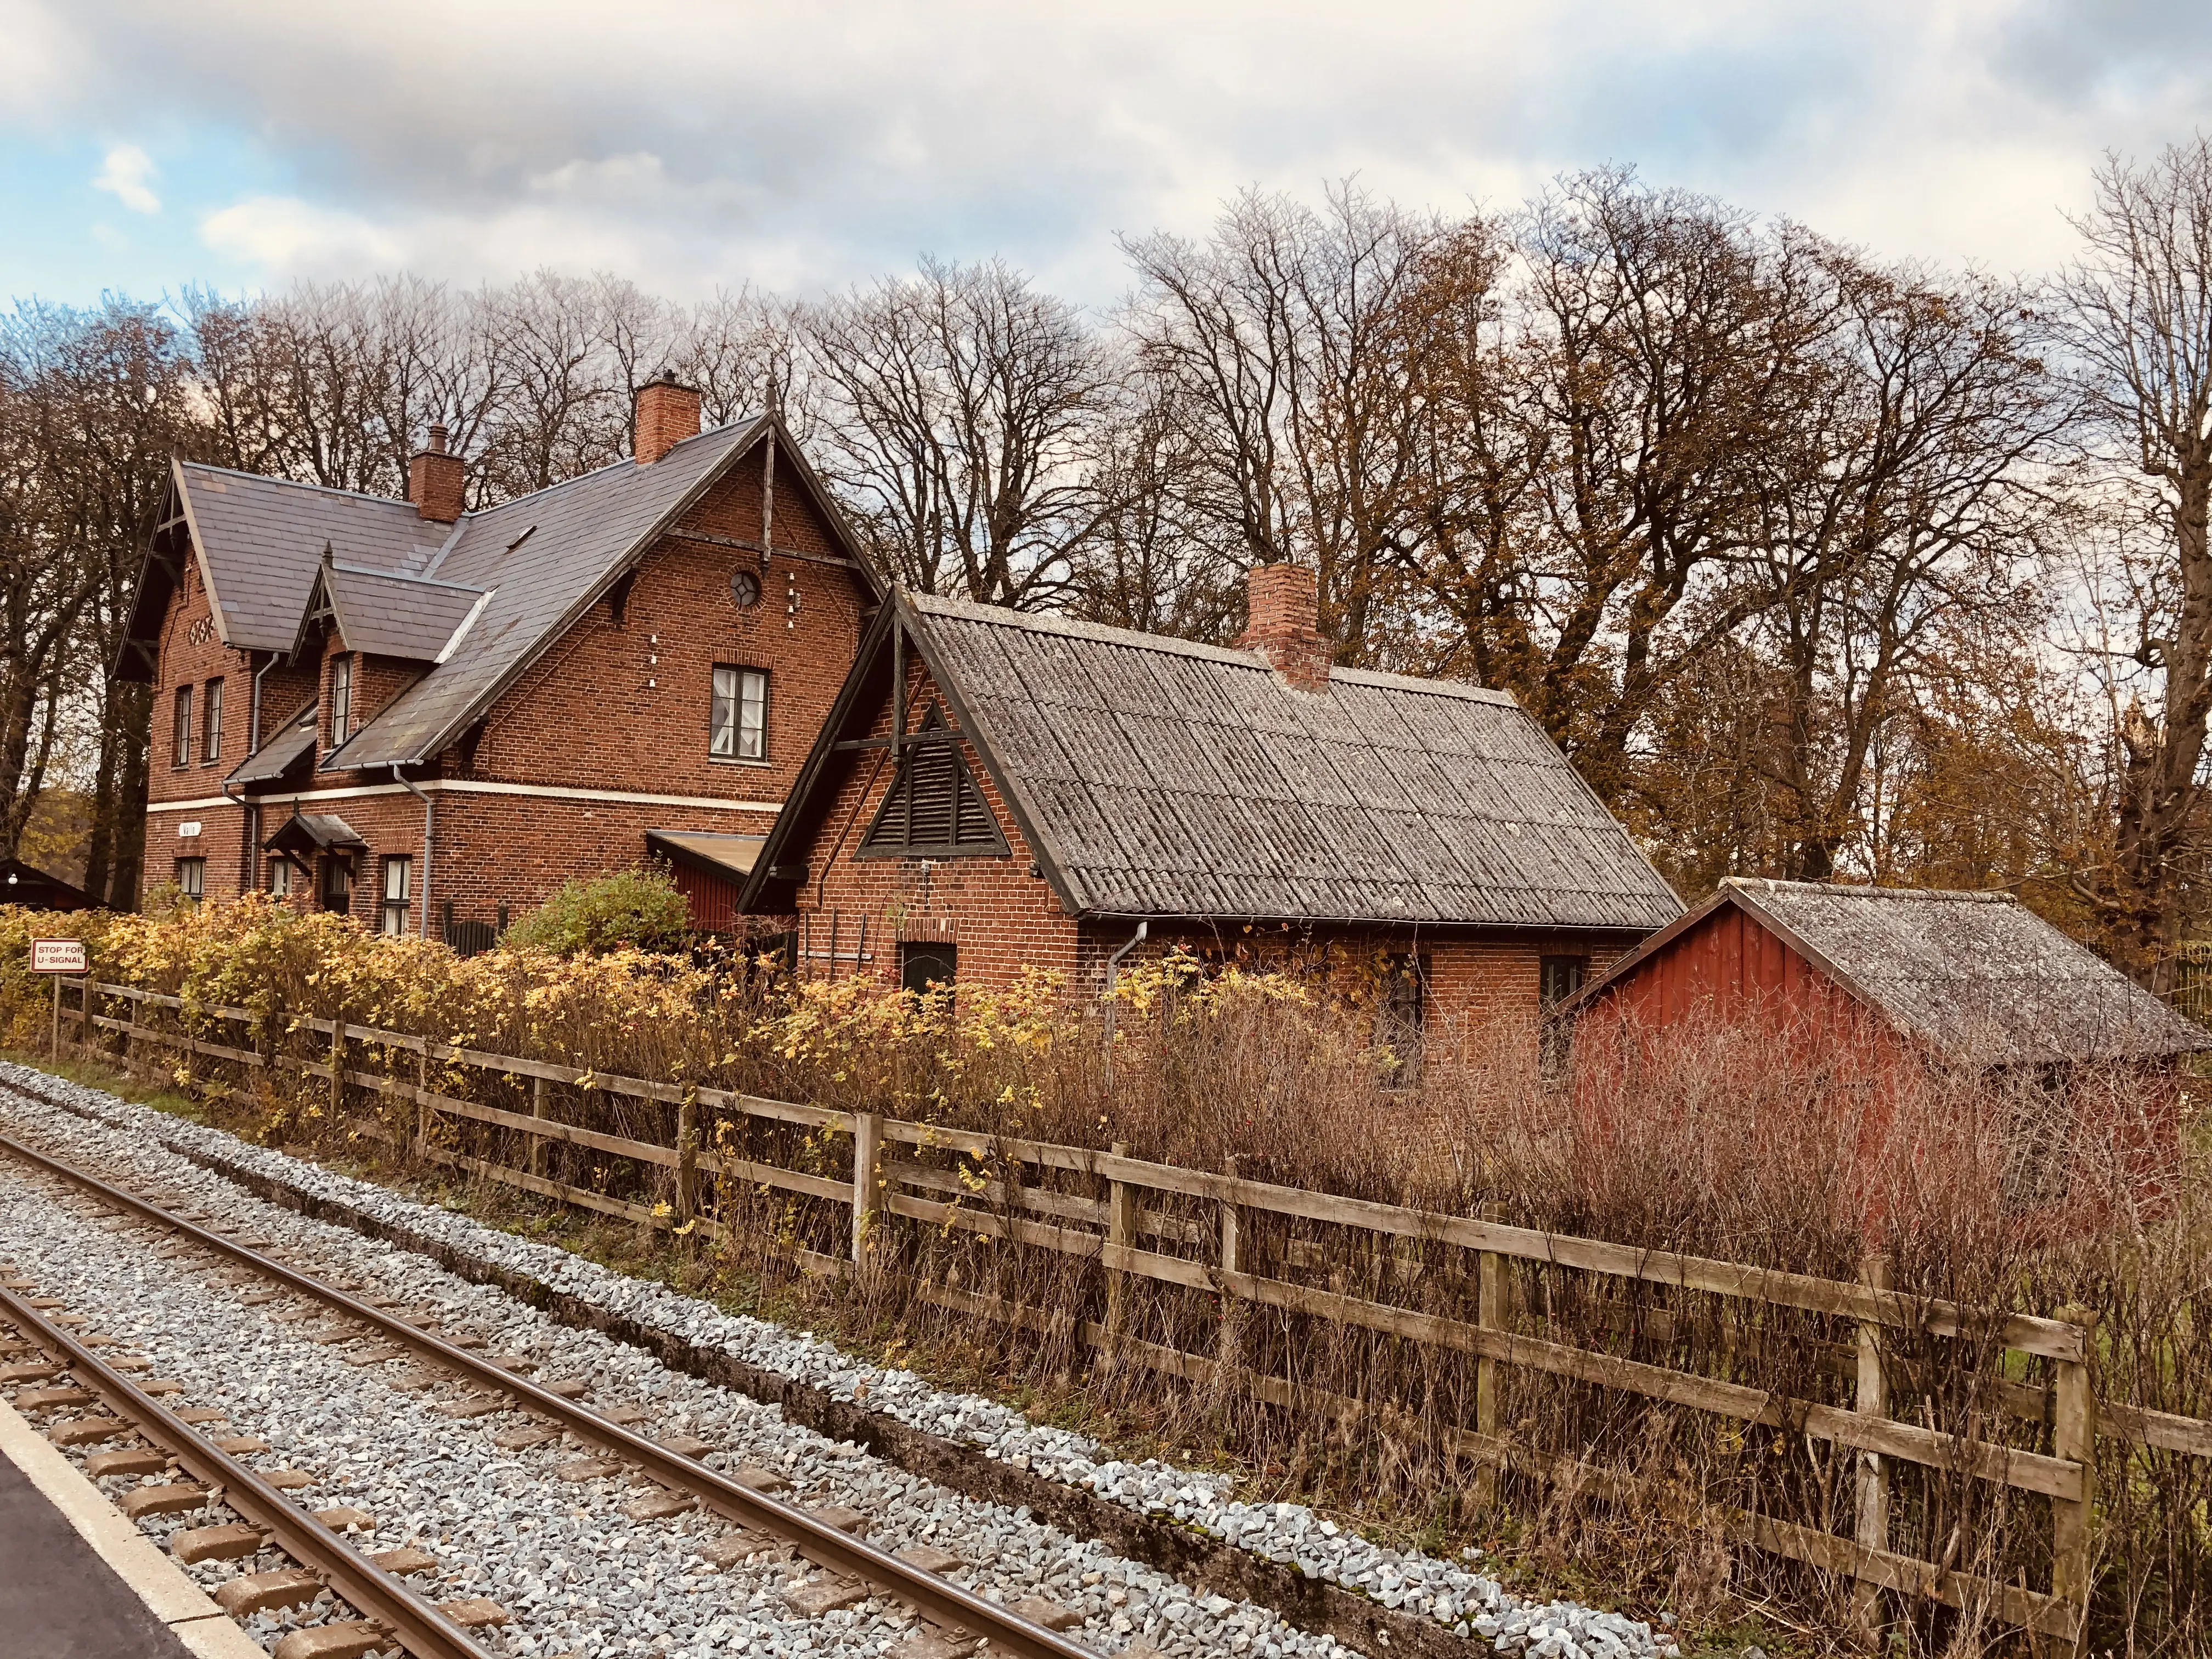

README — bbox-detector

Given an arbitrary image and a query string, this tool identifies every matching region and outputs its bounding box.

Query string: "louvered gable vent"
[859,708,1008,859]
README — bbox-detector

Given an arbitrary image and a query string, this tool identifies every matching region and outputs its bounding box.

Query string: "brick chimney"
[1238,562,1333,692]
[634,370,702,465]
[408,424,465,523]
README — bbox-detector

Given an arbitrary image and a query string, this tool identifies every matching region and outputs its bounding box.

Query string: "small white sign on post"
[31,937,86,1060]
[31,938,87,975]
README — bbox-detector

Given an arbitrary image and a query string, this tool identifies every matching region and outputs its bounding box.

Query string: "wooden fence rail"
[55,975,2200,1650]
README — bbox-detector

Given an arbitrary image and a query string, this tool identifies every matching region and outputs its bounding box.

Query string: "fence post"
[329,1019,345,1115]
[414,1049,430,1155]
[850,1111,883,1265]
[2051,1304,2099,1656]
[529,1076,548,1178]
[1217,1178,1243,1376]
[1475,1201,1505,1510]
[1104,1141,1134,1372]
[1851,1252,1892,1643]
[676,1096,698,1224]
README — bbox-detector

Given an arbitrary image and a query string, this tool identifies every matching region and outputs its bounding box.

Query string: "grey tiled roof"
[263,811,366,853]
[906,592,1683,929]
[226,701,318,788]
[315,563,487,662]
[325,418,766,769]
[178,464,448,653]
[1719,879,2208,1063]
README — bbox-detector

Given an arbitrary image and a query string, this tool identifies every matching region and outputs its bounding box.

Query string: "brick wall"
[797,654,1081,989]
[140,432,873,924]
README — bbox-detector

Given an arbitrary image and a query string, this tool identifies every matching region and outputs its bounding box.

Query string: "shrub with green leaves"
[502,865,690,957]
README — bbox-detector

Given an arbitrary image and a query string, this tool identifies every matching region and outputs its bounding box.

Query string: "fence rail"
[52,975,2203,1650]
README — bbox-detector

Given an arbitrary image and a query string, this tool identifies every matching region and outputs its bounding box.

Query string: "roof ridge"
[180,461,419,510]
[1331,664,1516,706]
[907,590,1265,669]
[328,560,486,595]
[1723,877,2018,905]
[907,591,1520,706]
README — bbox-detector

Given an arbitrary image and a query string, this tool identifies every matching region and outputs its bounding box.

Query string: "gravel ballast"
[0,1060,1679,1659]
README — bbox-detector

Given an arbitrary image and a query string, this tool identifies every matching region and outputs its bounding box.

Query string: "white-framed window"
[710,665,768,760]
[269,860,292,899]
[330,654,353,746]
[381,856,411,936]
[203,677,223,762]
[175,857,204,902]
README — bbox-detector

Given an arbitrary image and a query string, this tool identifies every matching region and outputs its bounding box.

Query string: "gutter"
[238,650,278,891]
[390,765,433,940]
[1101,921,1148,1090]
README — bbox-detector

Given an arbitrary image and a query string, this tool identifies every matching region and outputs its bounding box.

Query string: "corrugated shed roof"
[178,464,445,653]
[1726,879,2205,1063]
[317,563,486,662]
[906,592,1682,930]
[325,419,764,768]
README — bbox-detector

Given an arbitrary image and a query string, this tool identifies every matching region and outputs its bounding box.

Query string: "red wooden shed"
[1561,877,2208,1070]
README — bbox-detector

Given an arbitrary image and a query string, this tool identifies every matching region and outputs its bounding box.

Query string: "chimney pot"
[408,424,465,523]
[1238,562,1331,692]
[634,374,702,465]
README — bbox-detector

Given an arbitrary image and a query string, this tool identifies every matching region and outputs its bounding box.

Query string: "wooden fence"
[51,976,2212,1652]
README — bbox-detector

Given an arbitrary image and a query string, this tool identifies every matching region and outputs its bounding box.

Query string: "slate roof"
[327,420,786,769]
[311,562,487,662]
[749,591,1684,931]
[226,701,318,789]
[263,812,366,853]
[1577,877,2209,1063]
[176,465,445,653]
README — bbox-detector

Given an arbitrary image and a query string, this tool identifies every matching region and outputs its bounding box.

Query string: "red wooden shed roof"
[1564,877,2209,1064]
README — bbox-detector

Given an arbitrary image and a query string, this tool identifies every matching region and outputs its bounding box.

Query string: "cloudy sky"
[3,0,2207,309]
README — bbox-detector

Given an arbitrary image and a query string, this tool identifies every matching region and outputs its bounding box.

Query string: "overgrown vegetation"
[500,865,691,957]
[4,898,2209,1656]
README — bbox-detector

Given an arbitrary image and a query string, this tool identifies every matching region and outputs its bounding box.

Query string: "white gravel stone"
[0,1061,1672,1658]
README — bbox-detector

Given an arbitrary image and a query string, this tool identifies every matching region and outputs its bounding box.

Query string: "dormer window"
[329,654,353,747]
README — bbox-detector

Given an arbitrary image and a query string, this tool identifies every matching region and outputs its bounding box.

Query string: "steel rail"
[0,1130,1099,1659]
[0,1280,493,1659]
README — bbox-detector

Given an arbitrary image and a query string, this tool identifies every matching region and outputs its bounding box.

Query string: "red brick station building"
[122,380,1682,1024]
[121,376,878,947]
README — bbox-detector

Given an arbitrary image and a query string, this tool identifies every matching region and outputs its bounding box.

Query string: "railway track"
[0,1129,1116,1659]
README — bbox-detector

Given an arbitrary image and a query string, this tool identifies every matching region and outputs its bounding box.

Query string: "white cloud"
[12,1,2212,301]
[91,142,160,213]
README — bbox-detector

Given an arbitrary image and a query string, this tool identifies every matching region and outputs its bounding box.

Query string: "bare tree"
[0,298,195,895]
[801,258,1115,608]
[1120,184,1443,660]
[2050,137,2212,984]
[1748,248,2063,879]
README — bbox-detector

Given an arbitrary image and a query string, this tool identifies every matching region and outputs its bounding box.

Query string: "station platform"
[0,1398,262,1658]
